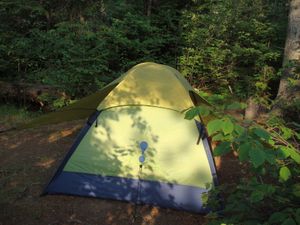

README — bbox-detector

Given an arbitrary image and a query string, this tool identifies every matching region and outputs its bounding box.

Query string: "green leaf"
[278,147,291,159]
[184,107,200,120]
[198,106,210,117]
[234,124,245,135]
[213,142,231,156]
[278,146,300,164]
[281,127,293,140]
[292,184,300,197]
[279,166,291,182]
[250,190,264,203]
[184,106,211,120]
[295,132,300,140]
[264,151,276,165]
[268,139,275,145]
[282,218,296,225]
[249,145,266,168]
[207,119,223,136]
[289,148,300,164]
[268,212,287,224]
[255,184,276,195]
[238,142,250,161]
[252,127,270,140]
[226,102,247,110]
[295,208,300,224]
[212,133,225,141]
[201,192,209,205]
[222,119,234,135]
[243,220,262,225]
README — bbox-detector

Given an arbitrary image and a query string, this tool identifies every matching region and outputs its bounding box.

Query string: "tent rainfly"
[43,62,218,213]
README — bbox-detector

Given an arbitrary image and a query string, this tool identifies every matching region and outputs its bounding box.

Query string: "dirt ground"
[0,120,242,225]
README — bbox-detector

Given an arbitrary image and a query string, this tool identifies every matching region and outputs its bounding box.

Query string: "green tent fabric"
[43,62,218,213]
[20,82,118,129]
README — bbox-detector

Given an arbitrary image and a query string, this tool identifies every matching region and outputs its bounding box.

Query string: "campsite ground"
[0,120,242,225]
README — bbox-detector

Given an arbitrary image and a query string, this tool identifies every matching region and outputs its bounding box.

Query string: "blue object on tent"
[140,141,148,153]
[139,155,145,163]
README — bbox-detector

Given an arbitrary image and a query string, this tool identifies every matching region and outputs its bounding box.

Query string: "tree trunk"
[144,0,153,16]
[45,10,52,30]
[245,97,260,120]
[100,0,106,20]
[272,0,300,116]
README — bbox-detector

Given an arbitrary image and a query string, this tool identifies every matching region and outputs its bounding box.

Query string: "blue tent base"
[45,171,210,213]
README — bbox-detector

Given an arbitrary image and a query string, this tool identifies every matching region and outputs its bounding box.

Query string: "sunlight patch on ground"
[6,143,19,149]
[105,211,114,224]
[142,207,160,225]
[1,131,45,150]
[35,158,56,169]
[8,180,19,188]
[126,204,134,215]
[5,141,24,150]
[47,125,81,143]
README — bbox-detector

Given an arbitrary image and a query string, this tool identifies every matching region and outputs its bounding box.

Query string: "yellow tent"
[22,62,208,128]
[41,62,217,213]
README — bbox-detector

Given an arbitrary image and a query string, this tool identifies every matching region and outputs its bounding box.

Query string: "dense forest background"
[1,0,300,225]
[0,0,288,104]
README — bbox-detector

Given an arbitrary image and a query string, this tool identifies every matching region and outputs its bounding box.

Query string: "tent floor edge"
[45,171,211,213]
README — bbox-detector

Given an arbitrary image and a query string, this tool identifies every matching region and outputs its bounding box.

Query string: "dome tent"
[43,62,218,213]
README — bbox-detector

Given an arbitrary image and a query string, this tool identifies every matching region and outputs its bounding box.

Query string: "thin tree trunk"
[45,10,52,30]
[272,0,300,116]
[144,0,153,16]
[100,0,106,20]
[245,97,260,120]
[79,10,85,23]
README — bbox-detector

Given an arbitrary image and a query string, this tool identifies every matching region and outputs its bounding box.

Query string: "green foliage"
[184,105,210,119]
[37,93,72,110]
[0,104,39,128]
[0,0,288,105]
[279,166,291,182]
[213,142,231,156]
[179,0,287,104]
[0,0,182,97]
[0,1,297,224]
[185,92,300,225]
